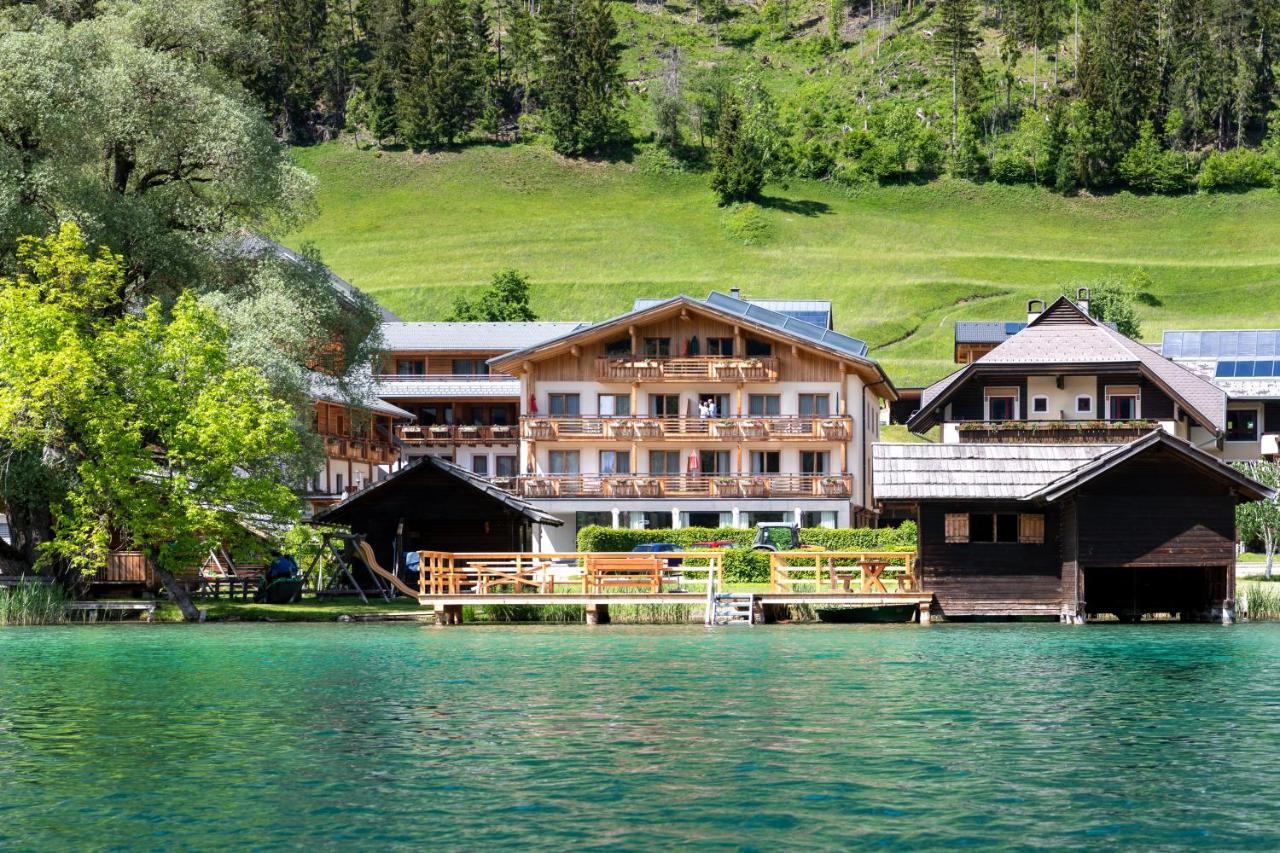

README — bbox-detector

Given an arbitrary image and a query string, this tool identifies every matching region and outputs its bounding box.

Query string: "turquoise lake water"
[2,623,1279,850]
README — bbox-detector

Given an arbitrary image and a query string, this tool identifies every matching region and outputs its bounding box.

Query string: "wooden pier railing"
[414,550,723,596]
[520,416,853,442]
[768,551,917,594]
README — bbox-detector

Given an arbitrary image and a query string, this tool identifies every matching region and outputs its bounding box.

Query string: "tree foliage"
[0,225,301,595]
[710,94,764,204]
[448,268,538,321]
[539,0,625,156]
[1233,461,1280,580]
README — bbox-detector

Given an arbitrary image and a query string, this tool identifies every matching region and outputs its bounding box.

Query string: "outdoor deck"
[406,550,933,624]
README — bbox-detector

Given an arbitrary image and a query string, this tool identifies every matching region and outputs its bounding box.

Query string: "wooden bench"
[584,557,663,594]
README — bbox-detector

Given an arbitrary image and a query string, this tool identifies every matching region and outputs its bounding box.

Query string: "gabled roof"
[1029,430,1273,502]
[374,376,521,399]
[911,297,1227,434]
[310,372,415,419]
[874,431,1274,504]
[313,456,563,526]
[490,291,895,398]
[633,297,833,329]
[873,442,1121,500]
[381,321,587,352]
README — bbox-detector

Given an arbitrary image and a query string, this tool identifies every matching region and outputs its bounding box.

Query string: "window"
[800,451,829,474]
[598,394,630,416]
[488,406,512,426]
[984,387,1019,421]
[605,338,631,356]
[750,451,780,474]
[949,512,1041,544]
[452,359,489,375]
[417,405,453,426]
[706,337,734,356]
[396,358,425,375]
[801,511,838,529]
[1227,409,1260,442]
[471,456,489,476]
[1076,395,1093,414]
[743,511,788,526]
[1105,386,1140,420]
[576,511,613,529]
[599,450,631,474]
[548,393,580,416]
[748,394,781,416]
[683,511,731,528]
[643,337,671,357]
[699,450,731,474]
[548,450,579,474]
[745,338,773,357]
[798,394,831,417]
[649,450,681,475]
[1031,396,1049,414]
[698,394,729,418]
[650,394,681,416]
[621,511,673,530]
[495,456,518,477]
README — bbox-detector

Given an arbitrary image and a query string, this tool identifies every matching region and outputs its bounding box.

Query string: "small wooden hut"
[312,456,563,569]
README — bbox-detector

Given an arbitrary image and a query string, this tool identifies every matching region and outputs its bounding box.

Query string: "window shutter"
[1019,513,1045,544]
[944,513,969,543]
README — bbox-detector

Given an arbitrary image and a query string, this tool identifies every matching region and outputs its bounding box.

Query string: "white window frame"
[1226,407,1261,443]
[1075,395,1093,414]
[983,387,1020,421]
[1031,395,1049,415]
[1104,385,1141,421]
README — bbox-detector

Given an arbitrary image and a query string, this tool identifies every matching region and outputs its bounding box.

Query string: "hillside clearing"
[285,142,1280,386]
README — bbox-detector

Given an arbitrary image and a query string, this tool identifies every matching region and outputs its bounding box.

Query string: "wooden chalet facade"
[876,296,1274,621]
[875,433,1271,621]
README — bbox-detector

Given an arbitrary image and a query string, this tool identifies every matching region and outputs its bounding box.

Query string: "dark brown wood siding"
[918,501,1065,616]
[1073,451,1236,569]
[947,378,1029,421]
[1095,374,1175,420]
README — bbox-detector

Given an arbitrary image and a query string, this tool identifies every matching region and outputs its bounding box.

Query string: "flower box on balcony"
[710,421,737,437]
[819,419,849,439]
[820,477,847,495]
[742,477,769,497]
[633,478,661,497]
[489,425,514,440]
[428,425,451,437]
[711,477,740,497]
[738,420,765,439]
[632,419,661,439]
[525,479,554,497]
[526,419,553,439]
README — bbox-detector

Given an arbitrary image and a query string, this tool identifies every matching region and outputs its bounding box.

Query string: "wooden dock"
[343,545,936,625]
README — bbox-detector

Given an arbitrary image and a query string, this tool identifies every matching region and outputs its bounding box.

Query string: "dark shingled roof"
[955,321,1026,344]
[313,456,563,526]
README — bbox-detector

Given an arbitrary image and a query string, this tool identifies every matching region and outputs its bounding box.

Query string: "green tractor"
[750,522,822,552]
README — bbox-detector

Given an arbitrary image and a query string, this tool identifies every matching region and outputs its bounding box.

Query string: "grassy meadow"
[286,142,1280,386]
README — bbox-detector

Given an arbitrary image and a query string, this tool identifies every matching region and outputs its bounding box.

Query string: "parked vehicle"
[750,523,822,552]
[632,542,682,566]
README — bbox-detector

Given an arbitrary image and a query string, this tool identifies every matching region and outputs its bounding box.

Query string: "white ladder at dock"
[709,592,756,625]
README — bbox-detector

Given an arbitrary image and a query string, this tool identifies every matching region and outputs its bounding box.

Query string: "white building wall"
[1026,375,1099,421]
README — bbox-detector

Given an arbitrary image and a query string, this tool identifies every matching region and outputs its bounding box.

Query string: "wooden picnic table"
[468,561,549,594]
[830,559,893,594]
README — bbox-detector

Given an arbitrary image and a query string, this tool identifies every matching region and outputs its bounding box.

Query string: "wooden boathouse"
[873,431,1273,622]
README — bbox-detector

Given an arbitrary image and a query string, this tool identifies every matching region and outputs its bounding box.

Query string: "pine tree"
[935,0,979,146]
[710,95,764,204]
[399,0,486,147]
[1080,0,1159,158]
[540,0,625,156]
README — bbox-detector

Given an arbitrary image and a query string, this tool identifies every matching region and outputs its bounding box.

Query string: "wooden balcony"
[398,424,519,446]
[325,435,400,463]
[958,420,1161,444]
[521,416,853,442]
[511,473,853,499]
[595,356,780,383]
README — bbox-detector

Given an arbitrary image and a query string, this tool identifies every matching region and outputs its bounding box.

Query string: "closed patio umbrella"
[687,449,700,473]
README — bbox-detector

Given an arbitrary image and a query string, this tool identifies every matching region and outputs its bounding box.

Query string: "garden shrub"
[721,202,770,244]
[577,523,917,555]
[1197,148,1275,191]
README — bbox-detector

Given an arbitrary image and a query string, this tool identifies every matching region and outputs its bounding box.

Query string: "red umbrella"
[687,449,700,473]
[529,393,538,414]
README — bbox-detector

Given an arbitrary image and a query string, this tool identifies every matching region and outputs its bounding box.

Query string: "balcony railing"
[509,473,853,499]
[398,424,519,446]
[375,372,514,382]
[957,420,1161,444]
[595,356,780,383]
[521,416,853,442]
[325,435,399,463]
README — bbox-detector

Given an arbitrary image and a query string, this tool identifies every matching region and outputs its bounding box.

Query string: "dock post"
[585,603,610,625]
[434,604,463,626]
[917,601,932,625]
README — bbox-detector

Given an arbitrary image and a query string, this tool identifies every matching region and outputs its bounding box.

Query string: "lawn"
[285,142,1280,386]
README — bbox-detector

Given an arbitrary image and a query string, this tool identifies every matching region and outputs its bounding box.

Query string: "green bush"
[576,523,918,557]
[991,152,1036,185]
[721,202,770,245]
[722,548,770,582]
[1197,148,1275,191]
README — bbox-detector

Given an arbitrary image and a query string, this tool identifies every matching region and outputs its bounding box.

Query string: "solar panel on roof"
[1216,361,1235,377]
[1163,332,1182,358]
[1237,360,1256,377]
[1256,360,1275,378]
[1261,333,1278,357]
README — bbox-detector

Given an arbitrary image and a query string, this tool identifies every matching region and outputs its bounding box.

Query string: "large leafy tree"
[0,225,301,619]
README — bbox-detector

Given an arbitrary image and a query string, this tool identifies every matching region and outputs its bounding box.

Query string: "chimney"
[729,287,741,300]
[1027,298,1046,324]
[1076,287,1091,316]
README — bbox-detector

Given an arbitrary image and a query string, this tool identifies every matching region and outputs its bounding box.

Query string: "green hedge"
[576,523,918,584]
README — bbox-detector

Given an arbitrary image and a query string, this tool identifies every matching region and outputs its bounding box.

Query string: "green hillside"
[286,142,1280,386]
